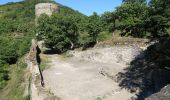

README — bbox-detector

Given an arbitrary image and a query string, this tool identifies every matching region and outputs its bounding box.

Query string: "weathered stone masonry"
[26,3,60,100]
[35,3,59,18]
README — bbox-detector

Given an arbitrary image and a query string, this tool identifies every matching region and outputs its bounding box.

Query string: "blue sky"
[55,0,122,15]
[0,0,122,16]
[0,0,22,5]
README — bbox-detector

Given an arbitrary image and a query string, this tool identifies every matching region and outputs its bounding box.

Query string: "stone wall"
[35,3,59,18]
[27,39,56,100]
[25,3,60,100]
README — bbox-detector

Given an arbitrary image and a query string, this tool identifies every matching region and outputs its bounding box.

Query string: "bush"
[97,31,112,42]
[37,13,79,52]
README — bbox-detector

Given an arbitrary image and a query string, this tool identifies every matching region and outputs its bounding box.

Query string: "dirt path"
[43,46,141,100]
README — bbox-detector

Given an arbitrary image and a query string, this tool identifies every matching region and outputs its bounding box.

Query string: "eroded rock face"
[146,85,170,100]
[35,3,59,18]
[70,46,143,65]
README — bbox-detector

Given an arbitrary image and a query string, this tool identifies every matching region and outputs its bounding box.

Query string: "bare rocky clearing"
[43,46,143,100]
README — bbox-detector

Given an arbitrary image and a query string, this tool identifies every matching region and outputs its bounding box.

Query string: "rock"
[27,39,56,100]
[35,3,59,18]
[70,46,143,65]
[146,85,170,100]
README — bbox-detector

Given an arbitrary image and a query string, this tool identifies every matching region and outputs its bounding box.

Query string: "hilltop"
[0,0,86,99]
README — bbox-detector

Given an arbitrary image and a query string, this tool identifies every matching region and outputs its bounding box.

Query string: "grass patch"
[55,96,61,100]
[39,54,50,71]
[96,36,148,48]
[0,57,31,100]
[95,97,102,100]
[60,52,73,60]
[166,28,170,35]
[97,31,112,42]
[112,37,148,46]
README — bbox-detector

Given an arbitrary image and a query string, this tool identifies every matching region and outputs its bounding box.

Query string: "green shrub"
[97,31,112,42]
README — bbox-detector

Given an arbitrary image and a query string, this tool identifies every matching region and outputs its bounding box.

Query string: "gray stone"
[35,3,59,18]
[146,85,170,100]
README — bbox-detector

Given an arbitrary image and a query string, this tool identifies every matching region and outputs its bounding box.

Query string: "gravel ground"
[43,46,142,100]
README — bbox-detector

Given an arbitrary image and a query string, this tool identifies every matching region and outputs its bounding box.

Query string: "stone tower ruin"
[35,3,59,18]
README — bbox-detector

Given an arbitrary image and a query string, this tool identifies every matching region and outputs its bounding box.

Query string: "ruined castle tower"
[35,3,59,18]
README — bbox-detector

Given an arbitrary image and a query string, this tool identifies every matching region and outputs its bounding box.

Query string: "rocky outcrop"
[146,85,170,100]
[35,3,59,18]
[70,46,143,65]
[116,37,170,100]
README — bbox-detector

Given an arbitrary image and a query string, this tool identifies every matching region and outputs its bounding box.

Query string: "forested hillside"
[0,0,35,89]
[0,0,86,99]
[37,0,170,52]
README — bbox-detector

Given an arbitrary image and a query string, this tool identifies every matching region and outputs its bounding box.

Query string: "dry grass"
[166,28,170,35]
[39,53,50,71]
[96,36,149,48]
[0,57,31,100]
[59,51,74,60]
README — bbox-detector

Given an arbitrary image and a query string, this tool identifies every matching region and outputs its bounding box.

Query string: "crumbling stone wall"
[25,3,60,100]
[35,3,59,18]
[27,39,55,100]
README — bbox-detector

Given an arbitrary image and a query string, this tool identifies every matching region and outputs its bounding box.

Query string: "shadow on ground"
[116,37,170,100]
[43,49,61,54]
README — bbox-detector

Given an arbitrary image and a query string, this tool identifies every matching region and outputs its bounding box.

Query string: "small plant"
[39,54,50,71]
[97,31,112,42]
[55,96,61,100]
[95,97,102,100]
[60,52,74,60]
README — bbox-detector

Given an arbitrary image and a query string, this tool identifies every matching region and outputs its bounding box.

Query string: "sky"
[0,0,122,16]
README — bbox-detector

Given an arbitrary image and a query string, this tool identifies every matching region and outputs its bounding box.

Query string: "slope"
[0,0,86,99]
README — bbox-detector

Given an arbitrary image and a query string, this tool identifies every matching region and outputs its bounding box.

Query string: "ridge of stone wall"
[26,3,60,100]
[26,39,56,100]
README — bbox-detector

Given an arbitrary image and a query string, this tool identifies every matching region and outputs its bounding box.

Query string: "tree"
[146,0,170,37]
[86,12,102,43]
[101,11,117,32]
[116,0,148,37]
[36,14,50,40]
[37,13,79,52]
[118,0,170,38]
